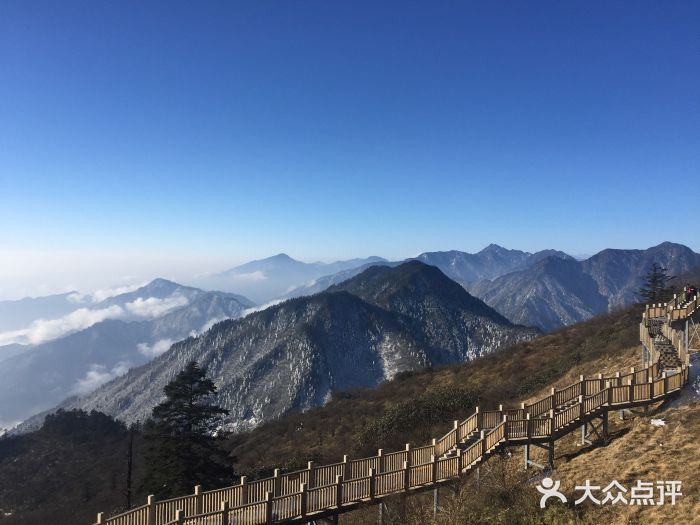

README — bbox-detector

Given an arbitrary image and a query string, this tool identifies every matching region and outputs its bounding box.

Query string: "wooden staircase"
[654,334,683,373]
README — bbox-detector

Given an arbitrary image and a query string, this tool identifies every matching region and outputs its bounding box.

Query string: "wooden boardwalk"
[94,293,699,525]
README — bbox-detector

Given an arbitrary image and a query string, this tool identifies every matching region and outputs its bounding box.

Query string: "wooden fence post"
[175,510,184,525]
[220,501,229,525]
[307,461,316,488]
[663,371,668,395]
[628,378,634,402]
[580,375,585,397]
[526,413,531,440]
[273,469,281,496]
[240,475,248,505]
[502,414,508,440]
[476,406,481,428]
[431,454,438,483]
[615,371,621,386]
[549,409,555,432]
[335,475,344,508]
[265,491,273,524]
[579,395,584,419]
[194,485,203,514]
[299,483,308,518]
[403,460,410,491]
[377,449,384,473]
[649,377,654,399]
[342,455,349,480]
[480,430,486,456]
[95,512,104,524]
[147,495,155,525]
[550,387,556,408]
[368,468,376,500]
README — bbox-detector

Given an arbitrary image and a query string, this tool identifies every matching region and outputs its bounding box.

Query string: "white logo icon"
[536,477,567,508]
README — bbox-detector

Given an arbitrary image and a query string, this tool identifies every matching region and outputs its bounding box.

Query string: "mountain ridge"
[20,261,536,433]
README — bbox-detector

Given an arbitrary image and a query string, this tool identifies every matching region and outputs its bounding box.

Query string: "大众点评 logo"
[536,478,682,508]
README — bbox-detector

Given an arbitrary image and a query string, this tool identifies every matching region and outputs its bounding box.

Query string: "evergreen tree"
[638,262,675,303]
[141,361,231,498]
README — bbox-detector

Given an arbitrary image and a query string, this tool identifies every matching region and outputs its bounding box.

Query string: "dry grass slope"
[226,305,643,477]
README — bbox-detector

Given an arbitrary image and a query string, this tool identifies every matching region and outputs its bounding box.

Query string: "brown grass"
[337,397,700,524]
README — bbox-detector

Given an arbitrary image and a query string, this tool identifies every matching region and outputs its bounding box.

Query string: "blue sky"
[1,1,698,297]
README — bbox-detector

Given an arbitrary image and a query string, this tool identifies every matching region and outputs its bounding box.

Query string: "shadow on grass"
[559,426,632,462]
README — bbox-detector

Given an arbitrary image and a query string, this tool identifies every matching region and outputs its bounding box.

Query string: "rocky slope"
[469,256,609,331]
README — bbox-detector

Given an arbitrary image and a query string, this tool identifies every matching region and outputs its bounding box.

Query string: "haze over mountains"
[0,292,83,332]
[0,280,253,428]
[26,262,537,432]
[193,254,386,304]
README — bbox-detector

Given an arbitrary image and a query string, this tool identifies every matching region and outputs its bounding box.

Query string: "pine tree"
[141,361,231,498]
[638,262,675,303]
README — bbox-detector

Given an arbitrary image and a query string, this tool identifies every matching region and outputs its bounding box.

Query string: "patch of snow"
[650,418,666,427]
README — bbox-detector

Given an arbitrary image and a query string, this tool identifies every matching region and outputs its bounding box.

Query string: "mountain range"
[278,242,700,332]
[415,244,574,285]
[23,261,537,432]
[4,241,699,431]
[192,254,386,304]
[0,279,253,429]
[467,242,700,330]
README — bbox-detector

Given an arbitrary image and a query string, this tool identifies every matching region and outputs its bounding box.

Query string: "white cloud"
[242,299,283,317]
[188,316,230,338]
[0,293,190,346]
[66,292,89,304]
[231,271,267,282]
[124,294,189,318]
[0,305,124,346]
[72,362,131,395]
[0,420,21,433]
[136,338,175,359]
[68,283,145,304]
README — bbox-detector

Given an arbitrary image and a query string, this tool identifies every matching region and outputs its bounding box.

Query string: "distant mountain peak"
[652,241,691,251]
[136,278,188,296]
[480,243,509,252]
[146,277,180,288]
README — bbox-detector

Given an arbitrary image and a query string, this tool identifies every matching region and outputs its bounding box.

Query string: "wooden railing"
[94,302,697,525]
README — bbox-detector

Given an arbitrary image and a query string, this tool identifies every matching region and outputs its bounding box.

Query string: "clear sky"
[1,1,698,298]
